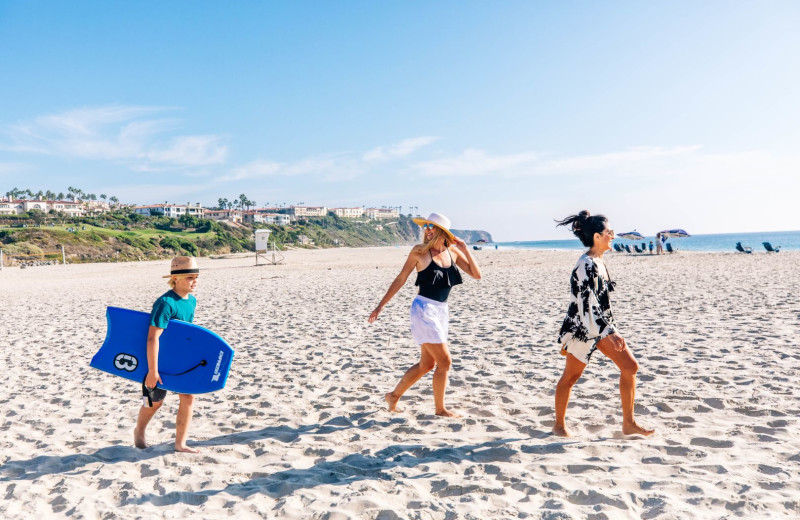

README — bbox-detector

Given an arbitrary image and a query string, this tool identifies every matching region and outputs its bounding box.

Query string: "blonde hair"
[415,226,449,256]
[167,276,177,289]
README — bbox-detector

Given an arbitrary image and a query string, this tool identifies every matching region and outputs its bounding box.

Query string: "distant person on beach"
[648,241,654,254]
[656,233,664,255]
[368,212,481,417]
[134,256,201,453]
[553,211,655,437]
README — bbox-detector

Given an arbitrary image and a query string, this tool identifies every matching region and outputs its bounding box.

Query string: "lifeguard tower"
[255,229,284,265]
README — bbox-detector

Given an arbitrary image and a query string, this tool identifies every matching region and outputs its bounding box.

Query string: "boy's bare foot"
[385,392,402,412]
[552,425,572,437]
[622,422,655,436]
[435,409,461,418]
[134,427,148,449]
[175,444,200,453]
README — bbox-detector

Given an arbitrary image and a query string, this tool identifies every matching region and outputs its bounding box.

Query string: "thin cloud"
[409,145,791,181]
[1,105,227,169]
[221,155,364,182]
[363,136,439,161]
[413,149,540,176]
[222,136,439,182]
[0,162,31,175]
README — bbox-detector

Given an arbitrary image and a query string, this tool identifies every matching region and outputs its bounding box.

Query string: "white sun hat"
[412,212,456,242]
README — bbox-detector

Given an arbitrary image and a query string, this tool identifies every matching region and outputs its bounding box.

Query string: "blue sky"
[1,1,799,241]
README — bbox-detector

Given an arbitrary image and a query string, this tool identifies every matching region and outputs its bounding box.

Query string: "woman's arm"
[451,238,482,280]
[368,248,422,323]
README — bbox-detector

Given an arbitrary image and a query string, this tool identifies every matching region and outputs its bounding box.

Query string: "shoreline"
[0,244,781,273]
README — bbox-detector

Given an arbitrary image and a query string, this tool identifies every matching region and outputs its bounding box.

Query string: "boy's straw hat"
[163,256,200,278]
[412,212,456,242]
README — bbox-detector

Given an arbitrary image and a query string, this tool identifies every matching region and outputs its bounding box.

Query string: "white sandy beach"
[1,247,799,519]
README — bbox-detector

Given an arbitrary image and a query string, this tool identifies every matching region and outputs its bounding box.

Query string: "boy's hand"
[145,371,163,389]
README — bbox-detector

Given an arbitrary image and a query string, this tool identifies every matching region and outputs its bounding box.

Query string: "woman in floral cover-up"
[553,210,655,438]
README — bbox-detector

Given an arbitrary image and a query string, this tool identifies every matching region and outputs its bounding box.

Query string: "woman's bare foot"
[552,425,572,437]
[133,427,148,449]
[175,444,200,453]
[435,409,461,418]
[385,392,402,412]
[622,422,655,436]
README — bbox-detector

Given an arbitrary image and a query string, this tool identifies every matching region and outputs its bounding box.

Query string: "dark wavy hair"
[555,210,608,248]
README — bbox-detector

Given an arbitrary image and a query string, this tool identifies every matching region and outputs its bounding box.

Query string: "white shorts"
[410,295,449,345]
[561,335,600,365]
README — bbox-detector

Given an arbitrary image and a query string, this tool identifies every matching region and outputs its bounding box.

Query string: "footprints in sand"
[3,251,800,519]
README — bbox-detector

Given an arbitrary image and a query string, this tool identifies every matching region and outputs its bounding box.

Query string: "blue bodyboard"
[90,306,234,394]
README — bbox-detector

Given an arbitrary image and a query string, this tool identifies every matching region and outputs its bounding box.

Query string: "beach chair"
[763,242,781,253]
[624,244,632,253]
[666,243,676,253]
[613,243,623,252]
[634,245,643,253]
[735,242,752,254]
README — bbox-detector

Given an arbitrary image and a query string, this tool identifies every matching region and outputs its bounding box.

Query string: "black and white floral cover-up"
[557,254,617,364]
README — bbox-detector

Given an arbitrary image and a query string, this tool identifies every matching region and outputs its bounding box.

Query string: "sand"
[1,247,799,519]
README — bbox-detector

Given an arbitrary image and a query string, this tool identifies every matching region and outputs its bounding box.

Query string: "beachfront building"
[242,211,267,224]
[253,207,283,215]
[296,234,314,245]
[261,213,291,226]
[365,207,399,220]
[0,198,85,217]
[132,203,205,218]
[82,200,112,215]
[205,209,243,223]
[331,207,364,218]
[289,206,327,217]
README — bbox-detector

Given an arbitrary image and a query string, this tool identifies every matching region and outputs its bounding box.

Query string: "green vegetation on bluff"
[0,211,420,263]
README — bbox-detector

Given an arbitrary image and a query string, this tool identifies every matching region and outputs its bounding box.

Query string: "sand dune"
[1,248,799,519]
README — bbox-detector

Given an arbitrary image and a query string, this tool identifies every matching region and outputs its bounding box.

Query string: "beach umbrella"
[617,231,645,240]
[659,229,691,238]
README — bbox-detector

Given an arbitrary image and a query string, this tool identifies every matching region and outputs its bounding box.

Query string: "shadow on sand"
[0,411,396,482]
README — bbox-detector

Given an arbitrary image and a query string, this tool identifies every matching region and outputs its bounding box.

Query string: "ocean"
[496,230,800,252]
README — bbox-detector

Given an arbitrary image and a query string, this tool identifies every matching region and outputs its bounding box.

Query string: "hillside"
[451,229,493,243]
[0,212,421,264]
[0,211,495,265]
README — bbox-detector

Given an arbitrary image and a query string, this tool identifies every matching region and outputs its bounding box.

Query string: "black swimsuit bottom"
[415,249,463,302]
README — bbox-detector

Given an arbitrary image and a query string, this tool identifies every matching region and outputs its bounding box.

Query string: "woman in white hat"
[368,212,481,417]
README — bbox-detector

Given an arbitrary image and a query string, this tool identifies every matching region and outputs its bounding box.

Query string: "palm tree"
[100,194,107,200]
[110,196,119,205]
[57,192,65,200]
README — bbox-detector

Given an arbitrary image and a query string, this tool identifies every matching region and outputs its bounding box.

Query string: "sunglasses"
[421,223,436,230]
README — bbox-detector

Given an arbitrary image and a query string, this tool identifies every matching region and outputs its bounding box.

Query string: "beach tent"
[659,229,691,238]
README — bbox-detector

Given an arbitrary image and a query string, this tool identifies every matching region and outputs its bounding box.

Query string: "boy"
[133,256,200,453]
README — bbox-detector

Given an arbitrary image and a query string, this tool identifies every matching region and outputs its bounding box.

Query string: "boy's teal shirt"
[150,290,196,328]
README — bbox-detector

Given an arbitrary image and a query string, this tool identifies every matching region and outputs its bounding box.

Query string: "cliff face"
[451,229,493,243]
